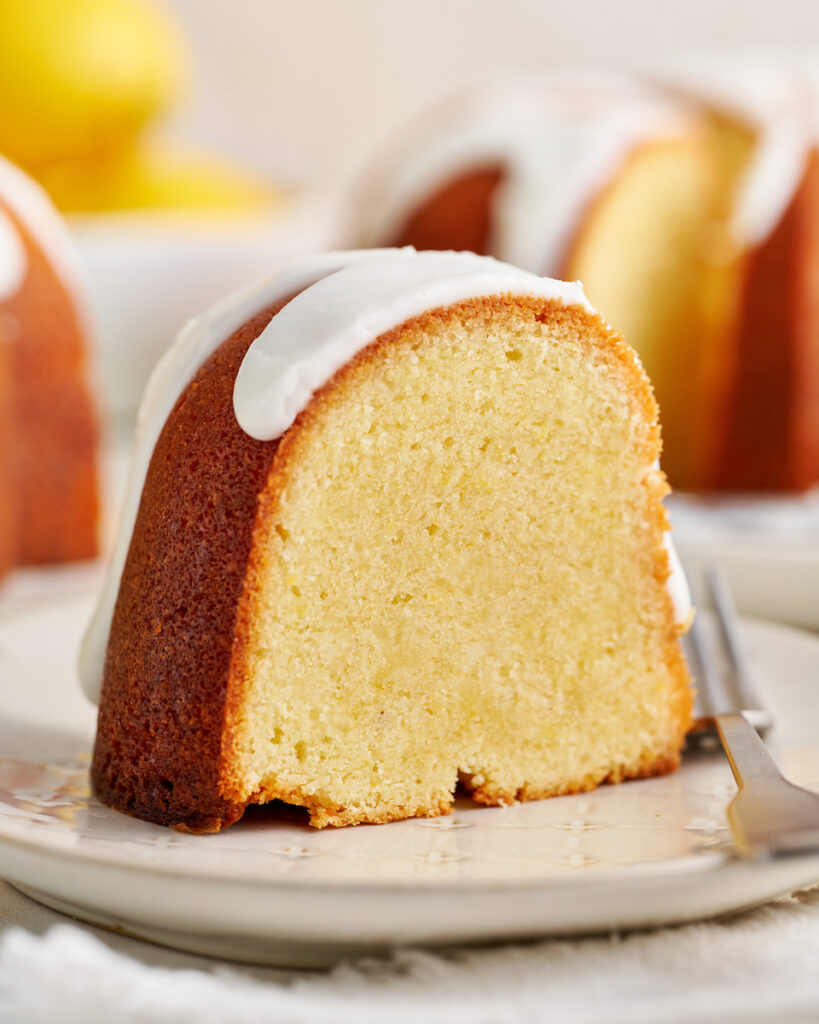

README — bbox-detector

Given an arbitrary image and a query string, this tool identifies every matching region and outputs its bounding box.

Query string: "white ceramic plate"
[677,538,819,634]
[0,595,818,967]
[669,491,819,632]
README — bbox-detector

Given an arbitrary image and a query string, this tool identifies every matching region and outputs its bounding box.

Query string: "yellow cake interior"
[564,133,751,489]
[222,299,691,827]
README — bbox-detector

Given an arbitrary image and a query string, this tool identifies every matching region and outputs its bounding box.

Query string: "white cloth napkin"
[1,885,819,1024]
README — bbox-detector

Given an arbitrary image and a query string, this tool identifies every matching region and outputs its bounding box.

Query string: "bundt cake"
[359,72,819,493]
[0,155,99,578]
[80,248,692,833]
[659,67,819,492]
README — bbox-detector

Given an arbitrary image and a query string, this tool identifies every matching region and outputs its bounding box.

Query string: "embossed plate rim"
[1,593,819,964]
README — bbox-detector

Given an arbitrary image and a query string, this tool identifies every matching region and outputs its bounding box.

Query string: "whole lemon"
[38,142,277,214]
[0,0,187,169]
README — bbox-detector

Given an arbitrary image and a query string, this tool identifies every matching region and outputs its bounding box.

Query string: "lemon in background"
[38,142,277,214]
[0,0,187,169]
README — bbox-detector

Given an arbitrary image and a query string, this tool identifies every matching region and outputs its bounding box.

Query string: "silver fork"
[683,566,819,860]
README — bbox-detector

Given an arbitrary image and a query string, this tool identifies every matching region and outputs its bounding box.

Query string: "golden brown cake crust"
[91,301,290,833]
[0,336,15,578]
[387,166,504,257]
[712,152,819,491]
[0,198,99,568]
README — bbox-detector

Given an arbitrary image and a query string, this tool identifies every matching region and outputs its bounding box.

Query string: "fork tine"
[704,566,774,736]
[683,613,719,721]
[686,572,819,859]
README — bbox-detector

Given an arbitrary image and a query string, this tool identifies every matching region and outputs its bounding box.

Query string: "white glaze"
[0,155,92,323]
[663,518,692,627]
[654,59,819,245]
[728,79,816,246]
[80,248,691,703]
[365,66,819,261]
[0,208,26,302]
[234,249,591,440]
[732,99,812,245]
[361,73,696,274]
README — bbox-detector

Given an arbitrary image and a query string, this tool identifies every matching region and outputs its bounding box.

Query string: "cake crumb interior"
[223,299,690,827]
[566,136,744,489]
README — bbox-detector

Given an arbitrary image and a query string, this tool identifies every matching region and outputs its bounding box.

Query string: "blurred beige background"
[165,0,819,184]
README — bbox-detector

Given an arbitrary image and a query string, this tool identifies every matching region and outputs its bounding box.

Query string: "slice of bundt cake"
[0,155,99,577]
[81,249,692,833]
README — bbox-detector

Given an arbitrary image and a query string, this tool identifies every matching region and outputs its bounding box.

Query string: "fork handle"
[715,712,783,785]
